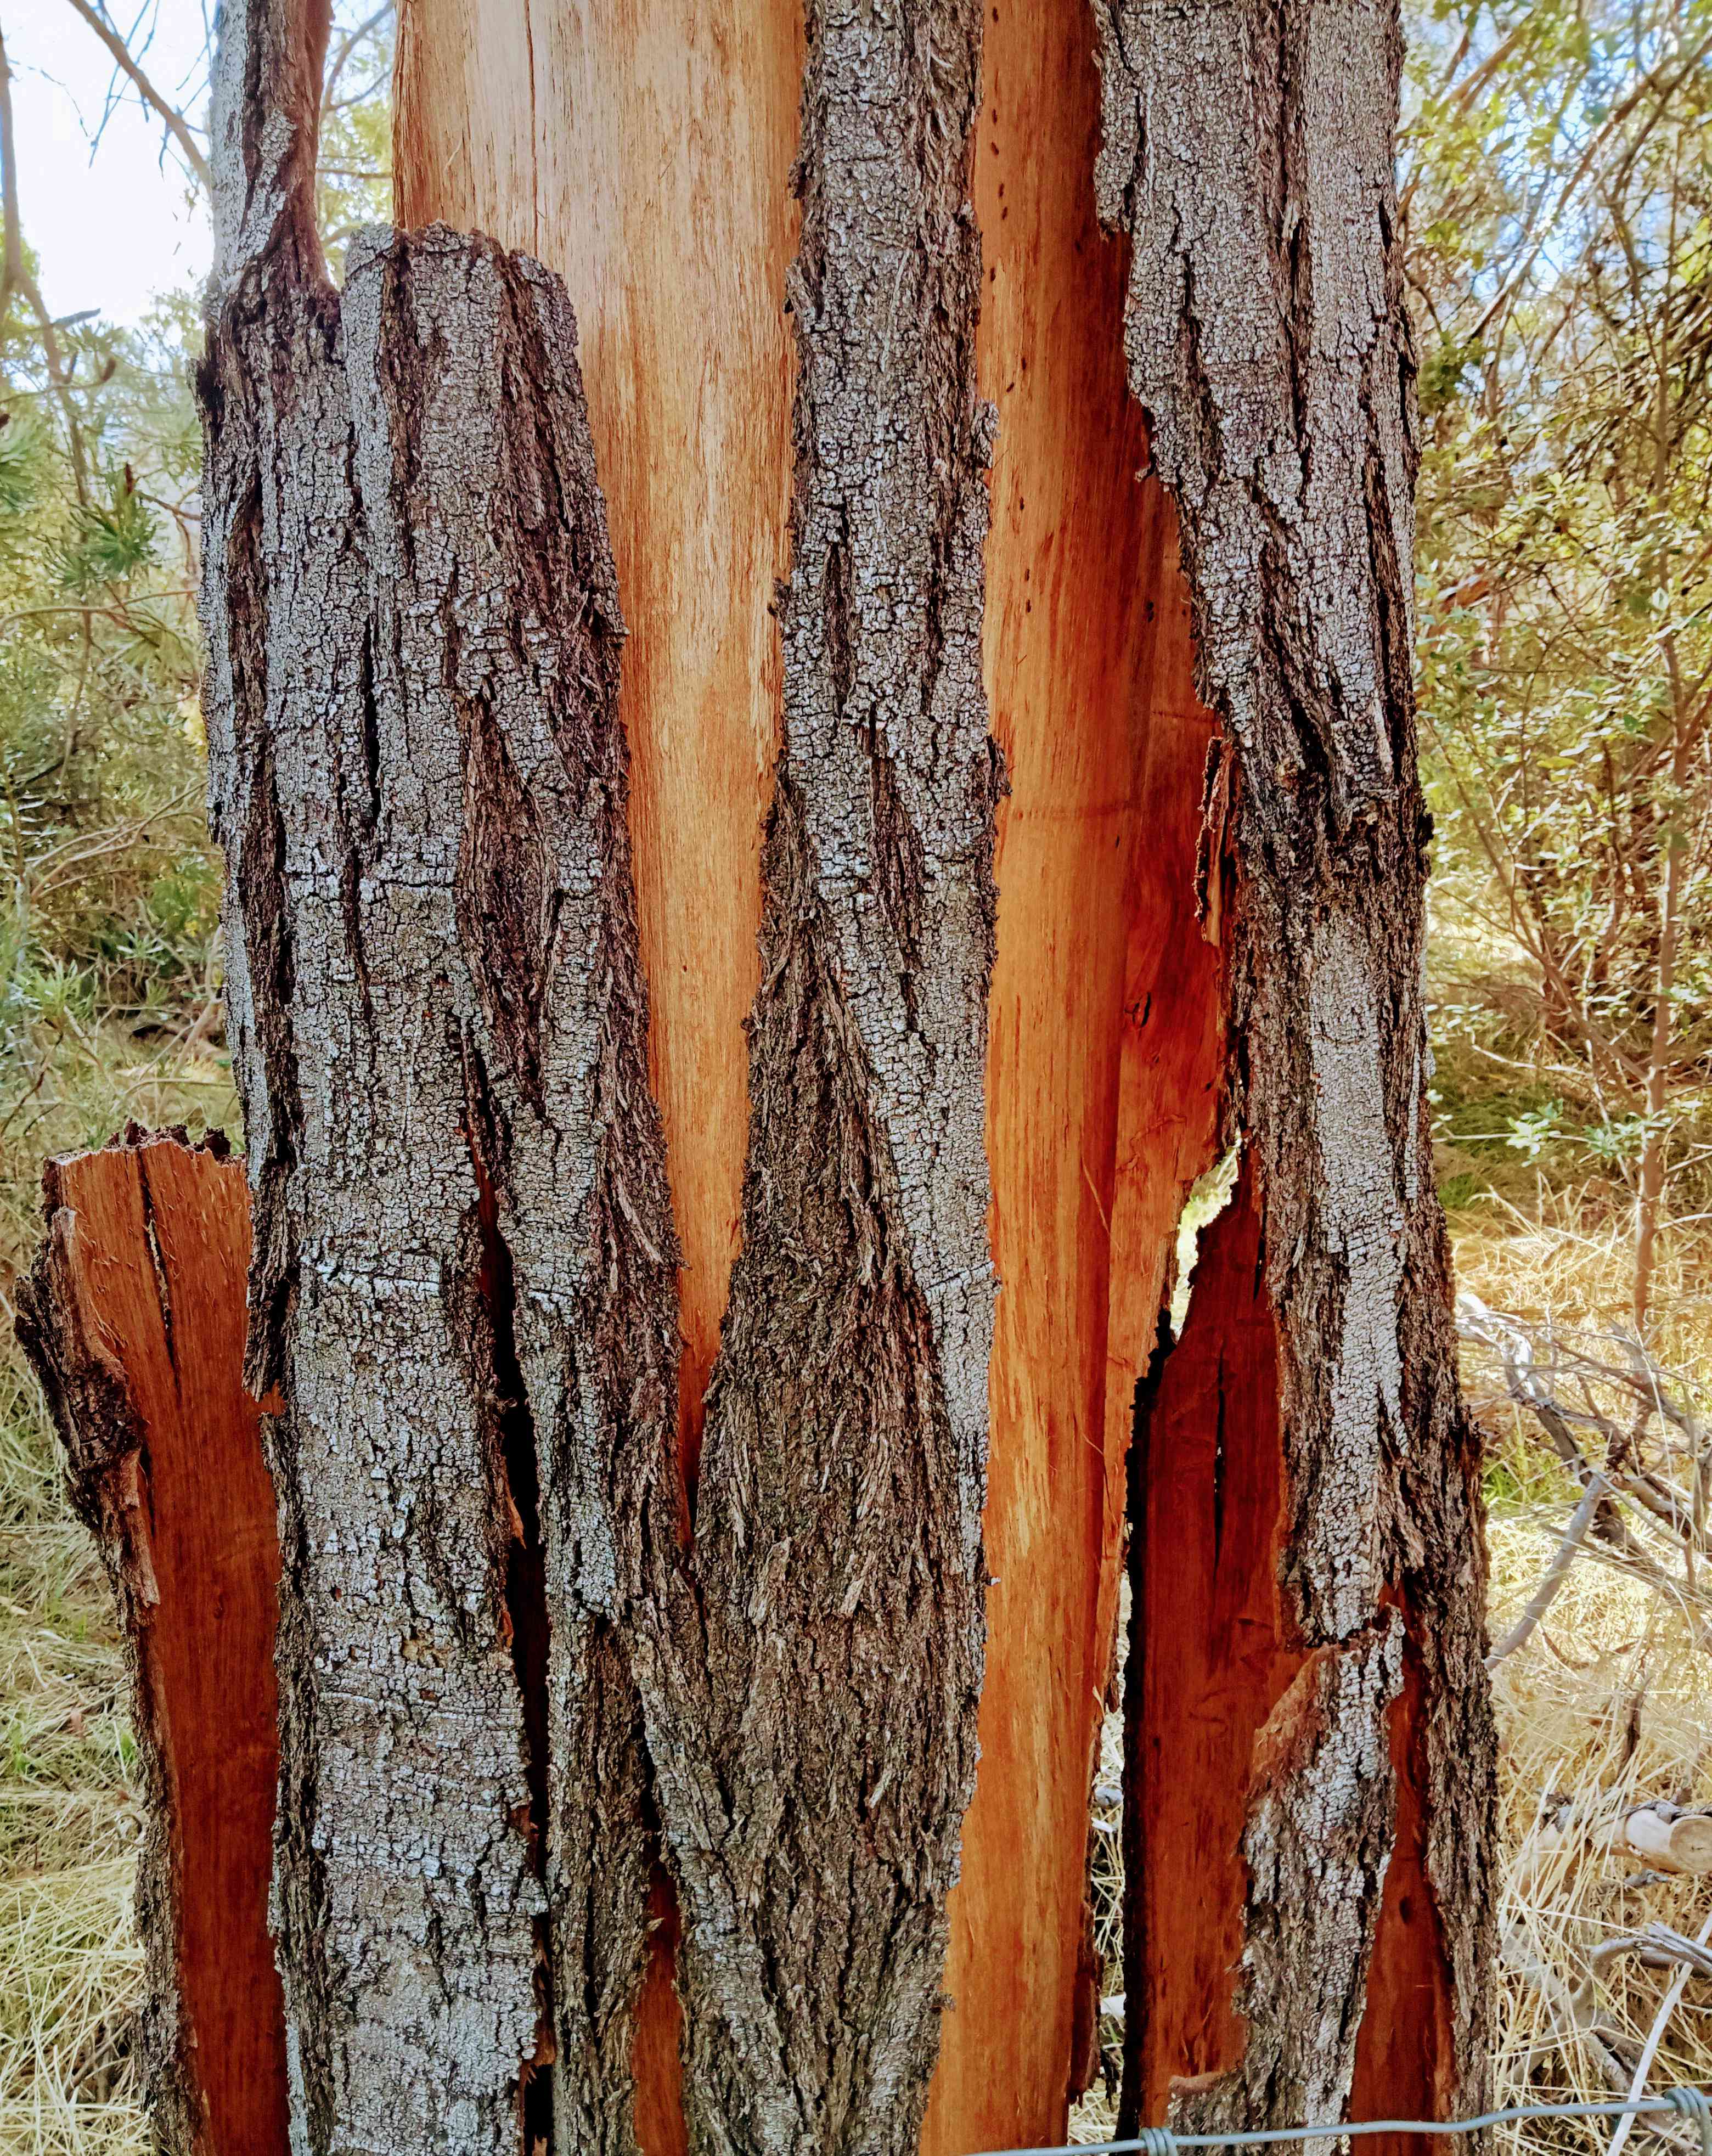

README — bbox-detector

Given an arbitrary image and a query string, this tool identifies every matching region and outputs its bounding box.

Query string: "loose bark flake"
[614,6,1003,2154]
[199,4,678,2149]
[1092,0,1496,2135]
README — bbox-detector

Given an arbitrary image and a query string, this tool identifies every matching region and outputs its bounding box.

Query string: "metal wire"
[977,2085,1712,2156]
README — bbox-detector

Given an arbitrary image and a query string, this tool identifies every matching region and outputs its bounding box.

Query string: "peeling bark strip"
[198,3,678,2148]
[609,7,1001,2153]
[15,1130,290,2156]
[1092,0,1497,2138]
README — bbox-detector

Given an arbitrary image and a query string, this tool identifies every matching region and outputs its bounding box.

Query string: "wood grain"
[924,3,1224,2146]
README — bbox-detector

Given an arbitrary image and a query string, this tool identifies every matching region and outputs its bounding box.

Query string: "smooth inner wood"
[922,4,1224,2147]
[50,1138,288,2156]
[1348,1629,1457,2156]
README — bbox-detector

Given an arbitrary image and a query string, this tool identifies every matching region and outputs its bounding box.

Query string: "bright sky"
[8,0,212,328]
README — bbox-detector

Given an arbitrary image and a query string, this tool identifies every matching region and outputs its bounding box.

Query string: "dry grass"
[1486,1515,1712,2155]
[1465,1186,1712,2156]
[0,1360,145,2156]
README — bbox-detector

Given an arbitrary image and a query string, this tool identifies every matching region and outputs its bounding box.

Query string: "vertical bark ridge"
[1093,0,1496,2136]
[199,8,679,2146]
[15,1133,290,2156]
[608,7,1001,2153]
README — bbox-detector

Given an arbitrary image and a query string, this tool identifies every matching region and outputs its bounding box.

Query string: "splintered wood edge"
[15,1125,289,2156]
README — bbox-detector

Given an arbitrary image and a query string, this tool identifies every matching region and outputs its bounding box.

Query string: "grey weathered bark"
[198,1,998,2152]
[199,2,677,2149]
[1092,0,1497,2140]
[616,6,1000,2153]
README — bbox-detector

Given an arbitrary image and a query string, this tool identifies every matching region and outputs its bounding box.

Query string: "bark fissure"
[460,1063,558,2146]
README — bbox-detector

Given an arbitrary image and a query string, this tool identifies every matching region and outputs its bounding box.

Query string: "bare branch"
[55,0,211,191]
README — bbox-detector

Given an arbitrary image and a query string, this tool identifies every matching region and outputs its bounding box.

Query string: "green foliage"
[0,285,221,1206]
[1405,0,1712,1296]
[316,9,396,264]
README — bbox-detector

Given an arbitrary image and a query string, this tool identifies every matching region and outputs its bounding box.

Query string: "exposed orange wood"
[396,0,799,1484]
[1127,1169,1303,2130]
[925,3,1224,2148]
[35,1134,288,2156]
[1349,1635,1457,2156]
[1094,498,1227,1687]
[630,1865,689,2156]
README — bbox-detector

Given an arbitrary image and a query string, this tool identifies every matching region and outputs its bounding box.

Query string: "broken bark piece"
[15,1127,289,2156]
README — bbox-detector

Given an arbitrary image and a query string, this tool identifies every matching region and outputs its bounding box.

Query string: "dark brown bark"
[1093,0,1497,2139]
[15,1131,289,2156]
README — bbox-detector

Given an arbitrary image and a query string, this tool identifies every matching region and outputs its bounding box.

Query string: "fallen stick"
[1607,1907,1712,2156]
[1624,1806,1712,1875]
[1488,1478,1608,1668]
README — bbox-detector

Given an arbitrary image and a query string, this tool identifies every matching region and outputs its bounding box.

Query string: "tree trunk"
[1092,2,1497,2141]
[16,1,1494,2152]
[396,3,1230,2147]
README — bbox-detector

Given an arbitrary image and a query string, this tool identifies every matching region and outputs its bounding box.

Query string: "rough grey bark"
[200,3,1000,2151]
[611,5,1003,2153]
[1092,0,1496,2136]
[199,3,677,2149]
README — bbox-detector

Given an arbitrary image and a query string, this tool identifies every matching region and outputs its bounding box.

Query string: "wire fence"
[979,2085,1712,2156]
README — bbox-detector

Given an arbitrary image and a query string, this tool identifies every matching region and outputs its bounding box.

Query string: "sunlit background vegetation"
[3,2,1712,2147]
